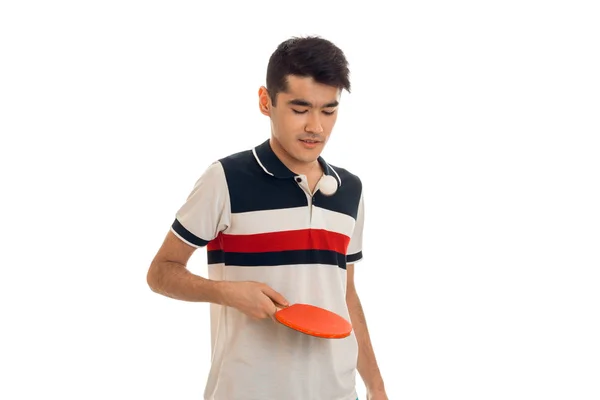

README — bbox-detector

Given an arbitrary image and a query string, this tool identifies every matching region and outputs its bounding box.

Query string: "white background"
[1,1,599,399]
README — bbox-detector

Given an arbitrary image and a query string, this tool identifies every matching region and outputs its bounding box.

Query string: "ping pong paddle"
[274,303,353,339]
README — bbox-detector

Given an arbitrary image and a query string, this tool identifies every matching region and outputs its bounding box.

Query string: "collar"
[252,139,342,186]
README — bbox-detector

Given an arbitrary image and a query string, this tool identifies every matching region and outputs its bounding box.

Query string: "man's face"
[259,75,341,166]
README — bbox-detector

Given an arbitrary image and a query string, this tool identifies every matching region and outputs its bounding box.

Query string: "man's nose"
[305,112,324,134]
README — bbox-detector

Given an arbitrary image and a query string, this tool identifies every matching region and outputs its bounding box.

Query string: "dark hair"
[266,36,351,105]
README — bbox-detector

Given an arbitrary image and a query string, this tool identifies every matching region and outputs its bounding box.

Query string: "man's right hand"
[218,281,289,320]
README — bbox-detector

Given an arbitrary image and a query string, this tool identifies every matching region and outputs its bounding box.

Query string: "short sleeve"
[170,161,231,247]
[346,191,364,264]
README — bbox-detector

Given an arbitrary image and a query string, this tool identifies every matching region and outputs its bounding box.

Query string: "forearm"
[347,289,385,393]
[147,261,226,304]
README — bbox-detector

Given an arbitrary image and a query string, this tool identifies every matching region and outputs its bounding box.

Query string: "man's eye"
[323,110,336,115]
[292,109,308,114]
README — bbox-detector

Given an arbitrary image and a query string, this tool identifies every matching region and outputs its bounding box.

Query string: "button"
[295,177,302,183]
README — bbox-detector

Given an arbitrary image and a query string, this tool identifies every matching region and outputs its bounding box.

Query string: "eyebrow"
[288,99,339,108]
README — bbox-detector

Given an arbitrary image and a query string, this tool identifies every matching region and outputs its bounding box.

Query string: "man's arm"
[146,230,227,304]
[346,263,387,399]
[147,230,289,318]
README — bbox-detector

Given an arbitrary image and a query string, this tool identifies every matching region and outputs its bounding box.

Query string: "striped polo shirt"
[171,139,365,400]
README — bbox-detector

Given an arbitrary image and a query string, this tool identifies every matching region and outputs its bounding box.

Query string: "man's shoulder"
[193,146,255,183]
[215,146,255,167]
[209,146,265,185]
[214,146,249,161]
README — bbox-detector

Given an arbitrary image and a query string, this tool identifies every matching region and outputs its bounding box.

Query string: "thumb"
[261,285,289,308]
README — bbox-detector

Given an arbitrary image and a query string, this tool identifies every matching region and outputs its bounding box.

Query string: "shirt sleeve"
[170,161,231,248]
[346,191,364,264]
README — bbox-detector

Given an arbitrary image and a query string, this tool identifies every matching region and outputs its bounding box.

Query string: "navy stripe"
[207,249,348,269]
[207,249,224,264]
[347,251,363,263]
[218,146,362,218]
[220,152,308,212]
[312,177,361,218]
[172,219,209,247]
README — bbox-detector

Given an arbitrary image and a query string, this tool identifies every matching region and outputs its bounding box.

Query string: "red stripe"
[207,234,222,251]
[208,229,350,254]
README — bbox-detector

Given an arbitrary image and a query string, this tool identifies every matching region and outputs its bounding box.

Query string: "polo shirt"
[171,139,365,400]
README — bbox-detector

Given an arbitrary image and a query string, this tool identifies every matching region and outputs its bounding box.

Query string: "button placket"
[294,175,315,226]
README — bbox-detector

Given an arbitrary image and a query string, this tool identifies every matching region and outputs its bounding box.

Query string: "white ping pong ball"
[319,175,338,196]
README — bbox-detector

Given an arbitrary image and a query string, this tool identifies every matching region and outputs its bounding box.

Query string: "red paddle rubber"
[274,303,352,339]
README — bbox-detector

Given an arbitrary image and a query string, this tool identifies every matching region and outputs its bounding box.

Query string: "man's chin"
[294,147,324,162]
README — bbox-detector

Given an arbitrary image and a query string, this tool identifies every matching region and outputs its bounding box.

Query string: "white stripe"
[225,206,355,237]
[170,226,203,248]
[252,147,274,176]
[209,263,350,311]
[327,163,342,185]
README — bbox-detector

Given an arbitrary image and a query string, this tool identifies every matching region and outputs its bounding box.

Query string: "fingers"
[260,284,289,321]
[270,304,280,321]
[261,285,289,308]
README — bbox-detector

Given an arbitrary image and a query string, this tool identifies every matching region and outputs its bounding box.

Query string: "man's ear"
[258,86,272,117]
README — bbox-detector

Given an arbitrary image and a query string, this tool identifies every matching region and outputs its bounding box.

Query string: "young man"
[147,36,387,400]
